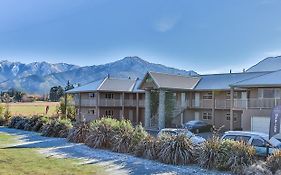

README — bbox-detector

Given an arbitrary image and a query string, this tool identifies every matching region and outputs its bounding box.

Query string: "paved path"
[0,127,231,175]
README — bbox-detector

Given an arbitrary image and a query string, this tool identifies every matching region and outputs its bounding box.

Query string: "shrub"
[134,135,159,160]
[225,141,255,174]
[243,161,272,175]
[111,120,134,153]
[197,136,221,169]
[129,124,148,152]
[85,117,119,149]
[266,150,281,173]
[158,134,194,165]
[0,115,7,126]
[8,116,30,129]
[67,122,91,143]
[41,118,72,138]
[23,115,47,131]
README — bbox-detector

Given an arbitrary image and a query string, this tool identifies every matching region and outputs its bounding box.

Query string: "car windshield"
[269,137,281,147]
[186,121,203,125]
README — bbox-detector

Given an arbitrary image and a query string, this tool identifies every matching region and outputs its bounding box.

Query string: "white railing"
[124,99,137,106]
[191,99,212,108]
[99,99,122,106]
[215,99,230,109]
[81,99,96,106]
[139,100,145,107]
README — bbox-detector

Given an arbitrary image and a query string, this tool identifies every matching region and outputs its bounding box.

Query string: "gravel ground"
[0,127,231,175]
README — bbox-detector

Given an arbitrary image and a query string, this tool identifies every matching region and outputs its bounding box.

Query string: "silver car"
[158,128,206,145]
[221,131,281,157]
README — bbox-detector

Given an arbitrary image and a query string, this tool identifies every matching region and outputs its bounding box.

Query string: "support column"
[79,93,82,121]
[144,90,151,128]
[121,92,125,119]
[136,93,139,124]
[96,92,100,119]
[64,93,68,118]
[158,89,166,130]
[212,91,215,126]
[230,88,234,130]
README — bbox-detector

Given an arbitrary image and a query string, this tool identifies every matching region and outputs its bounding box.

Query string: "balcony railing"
[191,99,213,108]
[139,100,145,107]
[99,99,122,106]
[81,99,96,106]
[124,99,137,106]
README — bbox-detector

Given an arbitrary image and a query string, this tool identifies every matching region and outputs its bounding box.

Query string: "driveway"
[0,127,230,175]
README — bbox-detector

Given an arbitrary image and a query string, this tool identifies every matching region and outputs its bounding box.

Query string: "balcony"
[139,100,145,107]
[124,99,137,107]
[81,99,96,106]
[191,99,212,108]
[99,99,122,107]
[234,98,281,109]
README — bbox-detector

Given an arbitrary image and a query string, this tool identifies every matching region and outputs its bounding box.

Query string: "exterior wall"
[241,108,272,131]
[79,107,97,122]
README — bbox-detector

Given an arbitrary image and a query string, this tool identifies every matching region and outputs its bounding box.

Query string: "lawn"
[0,133,105,175]
[1,102,59,116]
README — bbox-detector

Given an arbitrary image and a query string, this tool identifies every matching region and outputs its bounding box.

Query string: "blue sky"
[1,0,281,74]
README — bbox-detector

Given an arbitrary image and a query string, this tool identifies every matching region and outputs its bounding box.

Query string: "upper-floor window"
[202,92,213,99]
[202,112,212,120]
[258,88,281,99]
[89,93,95,98]
[226,91,239,99]
[88,109,95,115]
[105,93,114,99]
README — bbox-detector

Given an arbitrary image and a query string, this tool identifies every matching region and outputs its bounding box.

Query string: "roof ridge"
[199,70,273,77]
[230,71,274,86]
[149,71,198,79]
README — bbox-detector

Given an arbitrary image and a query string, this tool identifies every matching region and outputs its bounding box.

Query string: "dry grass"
[1,102,59,117]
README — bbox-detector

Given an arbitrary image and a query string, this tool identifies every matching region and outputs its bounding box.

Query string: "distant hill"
[0,57,197,94]
[247,56,281,72]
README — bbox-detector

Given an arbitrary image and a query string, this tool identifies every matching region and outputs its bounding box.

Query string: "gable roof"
[194,71,270,90]
[231,70,281,87]
[140,72,201,90]
[66,76,143,93]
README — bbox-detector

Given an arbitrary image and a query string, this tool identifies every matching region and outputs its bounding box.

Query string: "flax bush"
[266,150,281,174]
[243,161,272,175]
[85,117,119,149]
[67,122,91,143]
[41,118,72,138]
[158,134,194,165]
[134,135,160,160]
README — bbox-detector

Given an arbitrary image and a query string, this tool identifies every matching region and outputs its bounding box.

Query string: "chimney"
[230,69,232,73]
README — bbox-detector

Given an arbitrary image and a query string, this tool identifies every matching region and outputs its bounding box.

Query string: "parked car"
[221,131,281,157]
[158,128,206,145]
[182,120,213,133]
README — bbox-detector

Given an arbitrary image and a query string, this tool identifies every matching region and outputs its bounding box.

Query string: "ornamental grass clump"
[67,122,91,143]
[197,136,221,169]
[41,118,72,138]
[129,124,148,153]
[85,117,119,149]
[134,135,159,160]
[111,120,134,153]
[24,115,48,131]
[242,161,272,175]
[158,134,194,165]
[266,150,281,174]
[224,141,255,174]
[8,116,30,129]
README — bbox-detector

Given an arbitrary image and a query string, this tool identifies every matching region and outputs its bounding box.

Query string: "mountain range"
[0,57,197,94]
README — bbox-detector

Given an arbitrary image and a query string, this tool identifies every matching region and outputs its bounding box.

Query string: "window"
[105,93,114,99]
[203,92,212,99]
[202,112,212,120]
[105,110,113,116]
[226,113,237,122]
[251,139,266,147]
[235,136,251,142]
[226,91,239,99]
[89,93,95,98]
[258,88,281,99]
[222,135,236,140]
[88,109,95,115]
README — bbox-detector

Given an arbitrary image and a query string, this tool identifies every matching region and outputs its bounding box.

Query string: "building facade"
[67,76,145,125]
[139,71,281,134]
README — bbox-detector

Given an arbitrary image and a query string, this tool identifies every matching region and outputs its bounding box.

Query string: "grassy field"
[1,102,59,116]
[0,133,105,175]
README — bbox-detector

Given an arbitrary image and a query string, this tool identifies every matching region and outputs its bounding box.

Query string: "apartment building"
[66,76,145,125]
[139,70,281,134]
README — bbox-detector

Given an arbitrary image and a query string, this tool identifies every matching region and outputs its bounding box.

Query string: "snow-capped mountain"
[0,57,197,94]
[247,56,281,72]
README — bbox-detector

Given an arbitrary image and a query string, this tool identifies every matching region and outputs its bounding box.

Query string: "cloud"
[154,15,181,32]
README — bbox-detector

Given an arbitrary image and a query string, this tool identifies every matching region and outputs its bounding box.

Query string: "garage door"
[251,116,270,134]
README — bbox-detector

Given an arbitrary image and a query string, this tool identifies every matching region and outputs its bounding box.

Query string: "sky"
[0,0,281,74]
